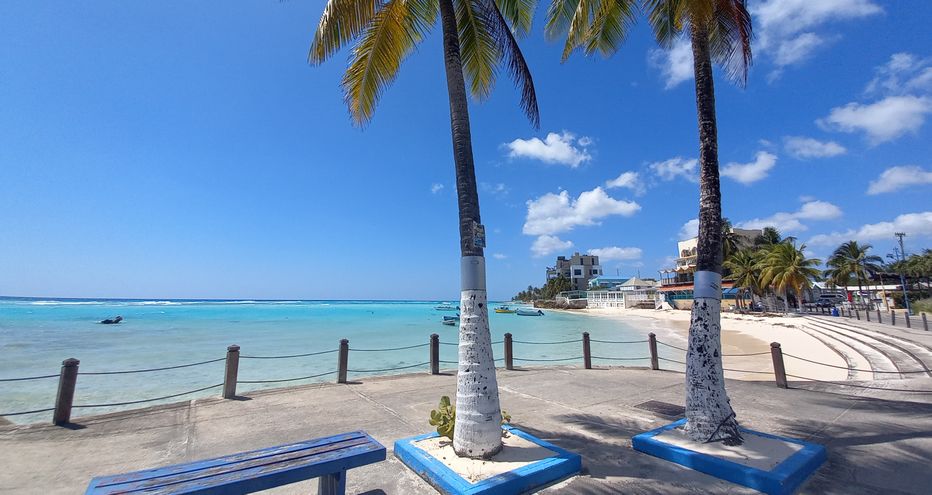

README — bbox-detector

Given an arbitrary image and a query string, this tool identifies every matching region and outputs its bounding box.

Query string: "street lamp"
[893,232,911,315]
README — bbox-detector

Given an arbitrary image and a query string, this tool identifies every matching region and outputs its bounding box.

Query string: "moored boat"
[441,319,456,326]
[494,305,515,313]
[515,308,544,316]
[435,304,459,311]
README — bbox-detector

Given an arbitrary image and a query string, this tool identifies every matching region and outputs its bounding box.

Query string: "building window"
[574,269,582,276]
[591,269,598,275]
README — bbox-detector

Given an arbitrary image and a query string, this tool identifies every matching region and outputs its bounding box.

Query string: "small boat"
[516,308,544,316]
[441,319,456,326]
[443,315,460,322]
[435,304,459,311]
[494,306,515,314]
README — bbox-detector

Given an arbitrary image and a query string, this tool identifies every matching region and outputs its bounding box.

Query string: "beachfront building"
[586,277,660,309]
[658,229,761,310]
[588,275,628,290]
[547,252,602,291]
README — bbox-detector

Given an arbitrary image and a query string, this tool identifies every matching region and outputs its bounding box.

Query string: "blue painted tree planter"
[394,426,581,495]
[632,419,826,495]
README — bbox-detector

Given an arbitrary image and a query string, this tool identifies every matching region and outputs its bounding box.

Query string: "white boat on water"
[516,308,544,316]
[435,304,459,311]
[441,314,460,325]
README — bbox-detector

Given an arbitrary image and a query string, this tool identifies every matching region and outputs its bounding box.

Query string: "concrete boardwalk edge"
[2,366,931,494]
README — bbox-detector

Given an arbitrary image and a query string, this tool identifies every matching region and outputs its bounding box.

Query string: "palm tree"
[547,0,752,444]
[309,0,539,458]
[758,243,822,312]
[754,226,781,246]
[824,241,883,308]
[721,218,740,261]
[724,248,760,309]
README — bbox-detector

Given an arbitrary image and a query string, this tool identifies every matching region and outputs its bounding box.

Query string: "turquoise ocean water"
[0,297,668,424]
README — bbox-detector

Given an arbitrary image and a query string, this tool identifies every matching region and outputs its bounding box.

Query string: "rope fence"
[5,326,932,424]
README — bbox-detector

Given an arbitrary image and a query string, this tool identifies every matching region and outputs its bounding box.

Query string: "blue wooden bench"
[85,431,385,495]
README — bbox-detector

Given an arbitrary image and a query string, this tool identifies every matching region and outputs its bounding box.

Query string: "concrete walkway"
[2,366,931,494]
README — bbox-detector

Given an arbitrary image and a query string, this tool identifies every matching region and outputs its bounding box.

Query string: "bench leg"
[318,471,346,495]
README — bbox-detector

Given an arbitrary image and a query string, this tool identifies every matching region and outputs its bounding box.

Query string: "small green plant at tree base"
[429,396,511,441]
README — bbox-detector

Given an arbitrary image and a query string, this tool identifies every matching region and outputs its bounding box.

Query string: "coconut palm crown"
[310,0,540,459]
[547,0,752,445]
[309,0,540,127]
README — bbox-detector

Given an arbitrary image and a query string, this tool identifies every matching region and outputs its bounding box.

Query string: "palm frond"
[309,0,384,64]
[494,0,537,36]
[481,0,540,127]
[708,0,752,86]
[342,0,438,126]
[643,0,685,48]
[544,0,580,42]
[585,0,639,58]
[456,0,501,101]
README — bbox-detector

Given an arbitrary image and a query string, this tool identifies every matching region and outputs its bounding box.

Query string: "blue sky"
[1,0,931,301]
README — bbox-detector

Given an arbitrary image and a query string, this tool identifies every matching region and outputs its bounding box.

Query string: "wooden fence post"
[855,309,860,320]
[876,309,881,323]
[504,333,514,370]
[648,333,659,370]
[770,342,788,389]
[429,334,439,375]
[337,339,349,383]
[922,313,928,331]
[905,312,911,329]
[891,310,896,326]
[222,345,240,399]
[866,309,871,322]
[53,358,80,425]
[582,332,591,369]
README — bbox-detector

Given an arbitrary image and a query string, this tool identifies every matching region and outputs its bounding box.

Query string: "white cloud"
[649,38,693,89]
[679,219,699,239]
[752,0,881,72]
[605,171,646,196]
[523,187,641,236]
[721,151,778,185]
[737,200,842,232]
[531,235,573,257]
[867,165,932,195]
[773,32,824,67]
[784,136,846,159]
[430,183,444,194]
[589,246,643,261]
[819,95,932,145]
[504,131,593,167]
[649,157,697,182]
[492,253,508,260]
[808,211,932,246]
[865,52,932,96]
[481,182,509,197]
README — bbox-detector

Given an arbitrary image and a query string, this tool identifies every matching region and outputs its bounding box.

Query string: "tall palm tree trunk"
[438,0,503,459]
[684,24,741,445]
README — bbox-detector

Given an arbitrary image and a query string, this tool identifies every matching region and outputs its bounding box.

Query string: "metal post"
[891,310,896,326]
[429,334,439,375]
[582,332,591,369]
[504,333,514,370]
[222,345,240,399]
[337,339,349,383]
[770,343,788,389]
[648,333,659,370]
[53,358,80,425]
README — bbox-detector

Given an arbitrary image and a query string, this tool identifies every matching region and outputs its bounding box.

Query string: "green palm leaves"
[758,243,822,301]
[824,241,883,289]
[547,0,752,85]
[310,0,540,127]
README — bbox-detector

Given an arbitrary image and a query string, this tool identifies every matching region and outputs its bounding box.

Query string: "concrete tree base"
[394,426,581,495]
[632,419,826,495]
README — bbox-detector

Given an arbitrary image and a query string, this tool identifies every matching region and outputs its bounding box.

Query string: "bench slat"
[95,431,367,487]
[86,431,385,495]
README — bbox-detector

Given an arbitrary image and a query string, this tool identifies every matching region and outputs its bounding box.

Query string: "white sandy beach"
[560,307,854,382]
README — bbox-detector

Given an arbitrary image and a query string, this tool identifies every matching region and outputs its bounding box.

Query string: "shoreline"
[546,307,852,382]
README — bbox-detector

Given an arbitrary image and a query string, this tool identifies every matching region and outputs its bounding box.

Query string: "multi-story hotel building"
[546,252,602,292]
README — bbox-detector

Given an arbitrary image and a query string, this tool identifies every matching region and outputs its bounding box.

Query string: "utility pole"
[895,232,911,314]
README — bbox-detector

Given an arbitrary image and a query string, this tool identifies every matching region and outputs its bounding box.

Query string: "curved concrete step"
[795,327,869,380]
[803,316,932,377]
[802,320,901,379]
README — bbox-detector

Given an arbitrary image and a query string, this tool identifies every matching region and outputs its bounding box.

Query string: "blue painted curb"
[632,418,826,495]
[394,425,582,495]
